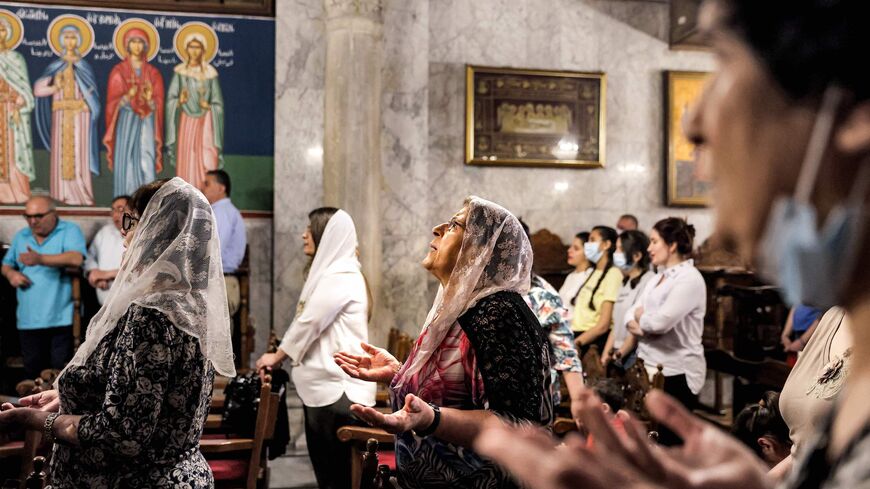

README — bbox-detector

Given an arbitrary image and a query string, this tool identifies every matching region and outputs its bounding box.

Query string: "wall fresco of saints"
[0,6,256,208]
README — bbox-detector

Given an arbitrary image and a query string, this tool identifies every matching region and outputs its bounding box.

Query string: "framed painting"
[665,70,710,206]
[465,66,606,168]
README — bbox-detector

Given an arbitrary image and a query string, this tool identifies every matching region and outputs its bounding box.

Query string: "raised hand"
[350,393,434,435]
[475,388,771,489]
[334,342,401,384]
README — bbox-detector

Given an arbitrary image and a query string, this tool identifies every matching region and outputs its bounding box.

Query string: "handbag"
[221,372,261,437]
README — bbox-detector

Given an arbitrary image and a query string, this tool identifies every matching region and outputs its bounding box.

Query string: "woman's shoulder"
[122,304,188,342]
[604,266,624,282]
[462,290,533,326]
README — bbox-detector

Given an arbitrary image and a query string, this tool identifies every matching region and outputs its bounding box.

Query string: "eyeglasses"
[22,211,55,221]
[121,213,140,232]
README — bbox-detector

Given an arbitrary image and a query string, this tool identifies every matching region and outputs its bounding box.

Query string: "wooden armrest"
[553,417,578,435]
[336,426,394,444]
[0,441,24,457]
[199,438,255,453]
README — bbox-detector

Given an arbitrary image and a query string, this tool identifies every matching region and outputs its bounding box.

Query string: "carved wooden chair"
[202,378,281,489]
[337,428,395,489]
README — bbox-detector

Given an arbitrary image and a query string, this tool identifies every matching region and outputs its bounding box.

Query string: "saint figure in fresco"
[34,16,100,206]
[0,11,35,204]
[104,21,164,197]
[166,23,224,191]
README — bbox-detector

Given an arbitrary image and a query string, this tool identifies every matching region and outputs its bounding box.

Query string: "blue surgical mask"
[758,86,869,308]
[613,252,630,271]
[584,242,603,263]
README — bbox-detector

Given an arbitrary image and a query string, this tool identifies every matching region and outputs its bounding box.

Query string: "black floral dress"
[51,305,215,488]
[390,291,553,489]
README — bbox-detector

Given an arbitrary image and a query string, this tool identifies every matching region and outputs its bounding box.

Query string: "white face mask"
[757,85,869,308]
[613,252,631,271]
[584,241,603,264]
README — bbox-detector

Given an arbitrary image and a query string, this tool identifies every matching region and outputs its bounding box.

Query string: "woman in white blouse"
[626,217,706,445]
[255,207,375,489]
[558,231,592,321]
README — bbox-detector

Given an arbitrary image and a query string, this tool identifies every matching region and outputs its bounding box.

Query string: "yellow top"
[571,267,623,333]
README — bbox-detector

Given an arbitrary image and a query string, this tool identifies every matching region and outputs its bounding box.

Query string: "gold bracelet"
[43,413,60,445]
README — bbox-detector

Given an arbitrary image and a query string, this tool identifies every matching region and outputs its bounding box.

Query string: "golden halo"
[113,18,160,62]
[47,14,94,57]
[173,22,218,64]
[0,9,24,50]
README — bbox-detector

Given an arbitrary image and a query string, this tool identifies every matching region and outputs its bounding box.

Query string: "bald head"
[24,195,58,237]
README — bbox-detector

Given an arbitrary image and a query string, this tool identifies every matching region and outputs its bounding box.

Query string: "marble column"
[323,0,389,338]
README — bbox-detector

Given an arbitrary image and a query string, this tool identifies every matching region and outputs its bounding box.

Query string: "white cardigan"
[280,270,376,407]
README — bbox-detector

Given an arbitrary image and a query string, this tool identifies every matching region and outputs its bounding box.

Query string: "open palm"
[334,342,401,384]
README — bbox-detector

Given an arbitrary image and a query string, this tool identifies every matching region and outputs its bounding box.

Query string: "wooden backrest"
[245,380,277,489]
[581,345,605,385]
[394,333,413,363]
[387,328,400,356]
[529,229,571,290]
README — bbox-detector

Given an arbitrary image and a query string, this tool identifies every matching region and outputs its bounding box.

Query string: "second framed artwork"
[465,66,606,168]
[665,70,711,206]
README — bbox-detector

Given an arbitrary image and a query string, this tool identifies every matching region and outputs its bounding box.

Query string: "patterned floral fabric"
[525,275,583,406]
[391,291,552,489]
[52,304,215,488]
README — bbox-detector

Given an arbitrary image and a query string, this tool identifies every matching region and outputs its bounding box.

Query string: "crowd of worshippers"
[1,1,869,488]
[0,169,246,380]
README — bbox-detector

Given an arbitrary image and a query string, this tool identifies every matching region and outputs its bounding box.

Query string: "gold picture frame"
[665,70,711,206]
[465,65,606,168]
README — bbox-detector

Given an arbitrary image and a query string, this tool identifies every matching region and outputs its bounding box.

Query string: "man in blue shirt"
[1,196,86,378]
[202,170,247,315]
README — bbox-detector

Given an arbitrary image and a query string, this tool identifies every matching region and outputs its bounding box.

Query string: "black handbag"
[221,372,261,437]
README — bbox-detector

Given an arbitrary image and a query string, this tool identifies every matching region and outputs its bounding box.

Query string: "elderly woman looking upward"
[335,197,552,489]
[0,177,235,487]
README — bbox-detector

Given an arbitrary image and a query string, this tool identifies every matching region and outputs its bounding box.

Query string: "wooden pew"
[201,377,281,489]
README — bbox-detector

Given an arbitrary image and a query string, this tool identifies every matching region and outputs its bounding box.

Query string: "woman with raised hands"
[335,196,552,489]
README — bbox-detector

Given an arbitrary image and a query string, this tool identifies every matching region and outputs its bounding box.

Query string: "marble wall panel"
[271,0,327,338]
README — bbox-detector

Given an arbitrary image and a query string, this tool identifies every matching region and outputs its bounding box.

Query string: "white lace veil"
[62,177,236,378]
[394,196,533,389]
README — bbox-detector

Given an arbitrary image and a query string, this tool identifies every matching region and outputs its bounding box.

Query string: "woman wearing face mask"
[559,231,592,321]
[601,230,653,370]
[572,226,623,355]
[254,207,375,489]
[626,218,706,446]
[475,1,870,487]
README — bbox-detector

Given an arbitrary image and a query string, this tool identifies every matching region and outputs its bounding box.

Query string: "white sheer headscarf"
[294,209,360,318]
[62,177,236,378]
[394,196,533,390]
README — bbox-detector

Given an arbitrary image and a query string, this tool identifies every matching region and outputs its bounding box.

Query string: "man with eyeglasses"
[1,195,86,378]
[83,196,130,305]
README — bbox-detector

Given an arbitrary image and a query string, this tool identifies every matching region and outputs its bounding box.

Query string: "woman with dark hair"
[0,177,235,487]
[334,197,551,489]
[254,207,375,489]
[625,217,706,445]
[476,0,870,486]
[559,231,592,321]
[732,392,792,468]
[572,226,623,355]
[601,230,653,369]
